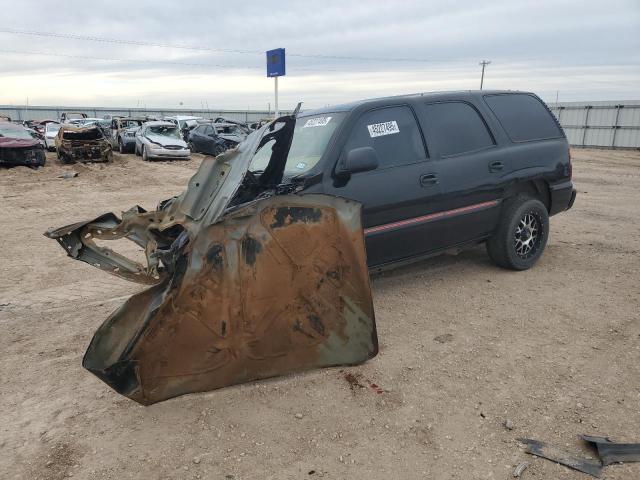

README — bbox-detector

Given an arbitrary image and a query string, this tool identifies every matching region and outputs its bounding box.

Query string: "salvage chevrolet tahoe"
[45,90,574,405]
[250,90,576,271]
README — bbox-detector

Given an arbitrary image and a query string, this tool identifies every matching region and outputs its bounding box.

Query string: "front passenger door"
[324,105,446,267]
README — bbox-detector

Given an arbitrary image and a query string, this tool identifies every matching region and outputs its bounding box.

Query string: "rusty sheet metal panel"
[81,194,377,405]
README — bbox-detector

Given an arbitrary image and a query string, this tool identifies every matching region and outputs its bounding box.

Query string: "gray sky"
[0,0,638,109]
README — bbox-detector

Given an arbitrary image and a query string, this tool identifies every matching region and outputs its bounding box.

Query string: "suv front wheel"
[486,196,549,271]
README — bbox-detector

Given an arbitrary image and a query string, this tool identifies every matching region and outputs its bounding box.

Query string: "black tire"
[188,141,196,153]
[135,143,141,156]
[486,195,549,271]
[119,138,125,154]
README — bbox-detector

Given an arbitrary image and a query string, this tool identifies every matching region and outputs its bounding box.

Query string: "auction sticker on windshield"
[367,121,399,138]
[303,117,332,128]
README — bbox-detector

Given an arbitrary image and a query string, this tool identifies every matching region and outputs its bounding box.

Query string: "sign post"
[266,48,286,118]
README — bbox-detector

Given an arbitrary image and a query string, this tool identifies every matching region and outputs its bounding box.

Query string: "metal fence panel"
[550,101,640,149]
[0,105,289,123]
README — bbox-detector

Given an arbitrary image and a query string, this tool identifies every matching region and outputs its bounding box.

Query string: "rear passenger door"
[419,101,507,245]
[324,105,447,266]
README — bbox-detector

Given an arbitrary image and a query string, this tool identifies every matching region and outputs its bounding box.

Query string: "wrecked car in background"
[187,122,231,156]
[109,117,146,153]
[45,111,378,405]
[43,121,61,151]
[60,111,87,123]
[0,122,46,168]
[55,124,112,163]
[134,121,190,161]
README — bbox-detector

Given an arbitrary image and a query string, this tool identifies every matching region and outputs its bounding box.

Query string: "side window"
[484,94,562,142]
[205,125,214,135]
[343,105,426,170]
[424,102,494,157]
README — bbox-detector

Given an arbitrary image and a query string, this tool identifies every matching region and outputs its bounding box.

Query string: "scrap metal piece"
[512,461,529,478]
[82,194,377,404]
[519,438,603,478]
[581,435,640,466]
[45,114,378,405]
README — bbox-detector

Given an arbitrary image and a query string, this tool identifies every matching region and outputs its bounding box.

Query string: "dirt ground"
[1,148,639,480]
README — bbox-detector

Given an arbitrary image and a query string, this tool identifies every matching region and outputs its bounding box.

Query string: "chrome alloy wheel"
[514,212,540,258]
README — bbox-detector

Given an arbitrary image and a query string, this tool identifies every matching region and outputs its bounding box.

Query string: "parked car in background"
[43,122,62,151]
[109,117,146,153]
[164,115,202,140]
[213,123,247,145]
[60,112,87,123]
[0,122,46,168]
[135,121,190,161]
[187,123,228,156]
[55,124,112,163]
[214,116,252,135]
[30,119,59,136]
[245,90,575,271]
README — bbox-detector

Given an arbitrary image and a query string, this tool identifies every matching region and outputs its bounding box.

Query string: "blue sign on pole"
[266,48,286,77]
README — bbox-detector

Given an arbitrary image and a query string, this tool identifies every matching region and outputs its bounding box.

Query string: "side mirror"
[339,147,379,176]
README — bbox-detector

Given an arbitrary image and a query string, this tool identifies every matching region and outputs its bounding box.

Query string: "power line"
[0,27,438,64]
[0,48,262,70]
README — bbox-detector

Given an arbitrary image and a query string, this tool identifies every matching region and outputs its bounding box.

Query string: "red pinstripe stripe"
[363,200,500,235]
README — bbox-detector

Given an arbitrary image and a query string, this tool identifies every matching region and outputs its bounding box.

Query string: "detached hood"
[0,137,41,149]
[145,133,187,148]
[44,114,378,405]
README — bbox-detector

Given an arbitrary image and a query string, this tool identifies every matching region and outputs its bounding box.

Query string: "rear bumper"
[549,180,576,216]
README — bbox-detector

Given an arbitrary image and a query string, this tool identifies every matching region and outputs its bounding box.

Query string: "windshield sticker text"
[303,116,332,128]
[367,121,400,138]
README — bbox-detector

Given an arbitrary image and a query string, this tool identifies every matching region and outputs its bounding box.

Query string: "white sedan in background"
[43,122,61,151]
[134,121,190,161]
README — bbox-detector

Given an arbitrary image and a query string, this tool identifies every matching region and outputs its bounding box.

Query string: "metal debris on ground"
[512,461,529,477]
[45,113,378,405]
[519,437,603,477]
[580,435,640,466]
[58,172,79,179]
[520,435,640,478]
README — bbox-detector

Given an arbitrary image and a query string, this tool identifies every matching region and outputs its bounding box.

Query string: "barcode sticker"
[303,116,332,128]
[367,121,400,138]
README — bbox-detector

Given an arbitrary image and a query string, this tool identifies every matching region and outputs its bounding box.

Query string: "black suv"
[249,90,576,270]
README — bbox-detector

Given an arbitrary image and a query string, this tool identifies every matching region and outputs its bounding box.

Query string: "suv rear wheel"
[486,196,549,270]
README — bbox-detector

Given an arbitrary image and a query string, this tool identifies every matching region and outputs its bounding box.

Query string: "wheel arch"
[505,180,551,212]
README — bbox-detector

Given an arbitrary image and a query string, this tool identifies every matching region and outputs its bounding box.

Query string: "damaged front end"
[45,114,377,405]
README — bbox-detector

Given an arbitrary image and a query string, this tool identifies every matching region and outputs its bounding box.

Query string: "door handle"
[488,161,504,172]
[420,173,439,187]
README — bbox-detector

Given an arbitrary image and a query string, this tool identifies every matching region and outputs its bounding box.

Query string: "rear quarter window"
[423,101,495,157]
[484,93,562,142]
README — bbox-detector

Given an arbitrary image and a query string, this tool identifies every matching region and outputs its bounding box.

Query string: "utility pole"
[479,60,491,90]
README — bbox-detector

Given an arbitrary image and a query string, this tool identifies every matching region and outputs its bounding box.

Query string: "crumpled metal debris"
[45,113,378,405]
[520,435,640,478]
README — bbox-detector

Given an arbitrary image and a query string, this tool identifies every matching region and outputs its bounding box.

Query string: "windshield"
[123,120,144,128]
[46,123,61,133]
[249,113,345,175]
[0,125,35,140]
[148,125,181,138]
